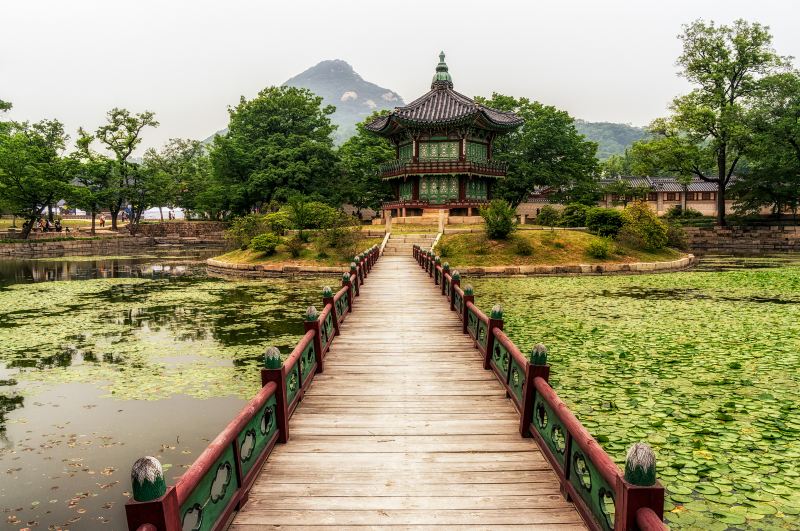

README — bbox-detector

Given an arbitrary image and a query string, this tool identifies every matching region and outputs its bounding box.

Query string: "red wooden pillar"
[617,479,665,531]
[520,364,549,437]
[485,315,503,371]
[261,367,289,443]
[462,293,474,335]
[125,486,180,531]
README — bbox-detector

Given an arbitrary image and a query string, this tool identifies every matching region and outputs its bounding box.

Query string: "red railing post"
[617,476,666,530]
[485,306,504,371]
[462,291,474,335]
[520,349,550,437]
[304,309,324,374]
[125,485,180,531]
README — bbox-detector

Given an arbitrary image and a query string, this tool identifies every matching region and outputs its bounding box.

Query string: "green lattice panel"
[467,307,478,339]
[236,394,277,479]
[419,141,459,160]
[532,395,567,468]
[509,357,525,404]
[399,143,412,161]
[568,443,617,531]
[454,291,463,314]
[476,320,488,352]
[321,311,334,347]
[300,341,315,384]
[466,141,487,161]
[491,339,510,380]
[466,179,488,200]
[445,278,452,299]
[399,181,413,201]
[335,292,348,320]
[179,445,237,531]
[285,363,300,406]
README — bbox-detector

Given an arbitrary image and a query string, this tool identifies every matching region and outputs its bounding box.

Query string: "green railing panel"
[285,363,300,405]
[454,291,463,314]
[491,340,510,380]
[444,278,452,298]
[476,320,488,351]
[467,307,478,339]
[300,341,315,383]
[532,395,568,468]
[335,292,348,320]
[321,311,334,346]
[509,357,525,404]
[179,445,237,531]
[568,443,617,531]
[237,394,277,479]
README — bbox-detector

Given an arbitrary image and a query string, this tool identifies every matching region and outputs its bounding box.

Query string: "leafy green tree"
[142,139,207,220]
[95,108,159,229]
[733,71,800,218]
[630,19,788,225]
[602,179,649,207]
[475,94,598,207]
[69,128,115,234]
[209,86,339,215]
[0,119,72,238]
[338,111,394,215]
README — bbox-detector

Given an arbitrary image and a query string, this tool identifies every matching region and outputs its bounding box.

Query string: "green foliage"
[480,199,517,240]
[226,214,267,248]
[630,19,789,225]
[535,205,561,227]
[602,179,650,206]
[666,223,689,250]
[585,207,625,237]
[560,203,590,227]
[338,111,395,212]
[619,201,668,250]
[664,205,704,220]
[249,232,282,255]
[436,240,452,258]
[208,86,339,216]
[263,210,291,235]
[573,120,649,160]
[475,94,598,207]
[286,236,304,258]
[586,238,612,259]
[512,236,534,256]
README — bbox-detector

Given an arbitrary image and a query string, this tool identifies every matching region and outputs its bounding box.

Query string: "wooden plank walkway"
[230,255,584,529]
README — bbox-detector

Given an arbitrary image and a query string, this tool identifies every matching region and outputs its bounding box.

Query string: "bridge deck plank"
[230,255,584,529]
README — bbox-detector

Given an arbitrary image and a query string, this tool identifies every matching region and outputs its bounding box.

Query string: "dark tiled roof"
[365,86,523,134]
[598,176,734,192]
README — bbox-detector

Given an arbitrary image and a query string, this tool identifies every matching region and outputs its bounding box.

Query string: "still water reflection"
[0,251,326,529]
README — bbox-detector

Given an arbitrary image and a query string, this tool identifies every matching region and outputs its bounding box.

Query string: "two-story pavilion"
[366,52,523,223]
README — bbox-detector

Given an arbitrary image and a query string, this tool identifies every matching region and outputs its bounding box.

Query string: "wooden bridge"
[125,240,667,531]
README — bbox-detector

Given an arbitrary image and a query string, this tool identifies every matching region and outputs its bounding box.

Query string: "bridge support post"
[485,308,503,371]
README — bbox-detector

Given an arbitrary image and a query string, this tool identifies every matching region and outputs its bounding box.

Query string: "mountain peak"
[283,59,404,144]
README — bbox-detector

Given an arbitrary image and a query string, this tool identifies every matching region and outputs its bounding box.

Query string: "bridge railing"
[125,244,381,531]
[413,244,667,531]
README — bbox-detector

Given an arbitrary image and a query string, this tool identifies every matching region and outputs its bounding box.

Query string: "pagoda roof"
[365,52,524,136]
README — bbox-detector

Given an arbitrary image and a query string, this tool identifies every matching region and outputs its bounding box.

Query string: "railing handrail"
[493,329,528,371]
[636,507,668,531]
[466,300,489,325]
[174,381,277,505]
[285,329,315,372]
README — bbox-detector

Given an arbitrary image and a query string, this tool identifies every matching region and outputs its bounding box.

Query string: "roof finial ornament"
[432,50,453,89]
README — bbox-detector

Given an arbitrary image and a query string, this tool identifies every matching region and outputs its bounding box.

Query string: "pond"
[0,252,329,529]
[470,255,800,530]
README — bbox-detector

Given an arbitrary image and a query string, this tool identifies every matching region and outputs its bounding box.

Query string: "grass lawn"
[0,218,93,229]
[214,237,384,267]
[435,230,682,267]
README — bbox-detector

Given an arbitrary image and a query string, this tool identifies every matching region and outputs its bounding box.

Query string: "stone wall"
[130,221,227,238]
[0,234,227,258]
[685,226,800,253]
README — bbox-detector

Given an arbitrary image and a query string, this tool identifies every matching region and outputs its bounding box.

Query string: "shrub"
[249,232,282,255]
[264,210,291,235]
[560,203,590,227]
[664,205,704,220]
[480,199,517,240]
[666,223,689,250]
[436,240,452,258]
[536,205,561,227]
[226,214,267,248]
[513,236,534,256]
[586,238,612,259]
[586,207,625,237]
[619,201,668,250]
[286,236,304,258]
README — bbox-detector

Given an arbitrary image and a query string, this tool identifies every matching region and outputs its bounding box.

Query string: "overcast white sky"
[2,0,798,153]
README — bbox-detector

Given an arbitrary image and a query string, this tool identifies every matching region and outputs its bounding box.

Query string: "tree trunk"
[159,206,164,221]
[21,216,35,239]
[91,211,96,235]
[111,211,118,230]
[682,185,688,212]
[717,149,727,226]
[48,204,54,222]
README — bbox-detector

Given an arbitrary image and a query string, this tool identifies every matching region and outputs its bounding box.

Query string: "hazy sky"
[2,0,798,153]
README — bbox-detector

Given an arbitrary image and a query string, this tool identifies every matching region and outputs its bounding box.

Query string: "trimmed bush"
[480,199,517,240]
[586,207,625,237]
[513,236,534,256]
[249,232,282,255]
[586,238,612,259]
[226,214,267,248]
[664,205,704,220]
[536,205,561,227]
[264,210,291,235]
[619,201,668,250]
[560,203,590,227]
[286,236,304,258]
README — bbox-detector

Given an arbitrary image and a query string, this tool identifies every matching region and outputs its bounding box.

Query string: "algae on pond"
[471,257,800,529]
